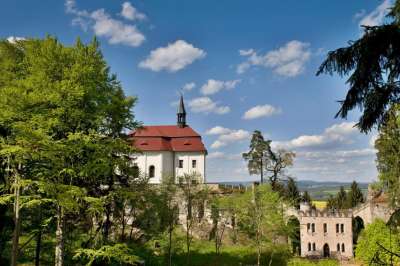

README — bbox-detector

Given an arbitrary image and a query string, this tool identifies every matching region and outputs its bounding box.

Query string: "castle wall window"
[192,160,197,168]
[149,165,155,178]
[308,243,311,251]
[341,243,345,252]
[312,243,316,251]
[311,223,315,233]
[323,223,327,233]
[178,160,184,168]
[341,224,344,233]
[336,223,339,233]
[307,223,310,232]
[337,243,340,252]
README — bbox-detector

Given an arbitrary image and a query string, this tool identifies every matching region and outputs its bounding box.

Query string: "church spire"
[177,95,186,128]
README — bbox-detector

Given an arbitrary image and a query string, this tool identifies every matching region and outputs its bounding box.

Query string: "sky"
[1,0,394,183]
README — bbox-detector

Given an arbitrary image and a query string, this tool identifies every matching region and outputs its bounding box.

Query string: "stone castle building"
[129,96,207,183]
[290,190,394,259]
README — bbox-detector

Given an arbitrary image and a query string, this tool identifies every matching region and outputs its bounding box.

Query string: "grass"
[288,258,339,266]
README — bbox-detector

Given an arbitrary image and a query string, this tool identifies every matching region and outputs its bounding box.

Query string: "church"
[129,96,207,184]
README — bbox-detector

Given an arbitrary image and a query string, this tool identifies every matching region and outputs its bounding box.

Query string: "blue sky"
[1,0,393,183]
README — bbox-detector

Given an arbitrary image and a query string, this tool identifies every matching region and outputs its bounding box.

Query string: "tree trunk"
[168,225,172,266]
[55,205,65,266]
[35,207,42,266]
[35,229,42,266]
[11,173,20,266]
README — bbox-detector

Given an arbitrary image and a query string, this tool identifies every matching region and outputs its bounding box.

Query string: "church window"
[312,243,316,251]
[337,243,340,252]
[308,243,311,251]
[149,165,155,178]
[192,160,197,168]
[311,223,315,233]
[307,223,310,232]
[336,223,339,233]
[179,160,184,168]
[323,223,327,233]
[341,243,345,252]
[341,224,344,233]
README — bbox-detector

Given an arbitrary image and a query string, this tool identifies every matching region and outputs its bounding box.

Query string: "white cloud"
[210,129,250,149]
[236,40,311,77]
[205,126,232,135]
[139,40,206,72]
[121,2,146,21]
[65,0,145,47]
[182,82,196,92]
[6,36,25,43]
[242,104,281,120]
[208,151,225,159]
[200,79,241,95]
[358,0,392,27]
[274,122,358,149]
[188,97,230,115]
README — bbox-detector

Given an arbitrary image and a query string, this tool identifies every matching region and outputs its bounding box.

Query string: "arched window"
[341,224,344,233]
[337,243,340,252]
[149,165,155,178]
[341,243,345,252]
[311,223,315,233]
[308,243,311,251]
[312,243,316,251]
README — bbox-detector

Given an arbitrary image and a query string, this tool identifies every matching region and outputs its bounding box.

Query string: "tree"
[347,181,364,208]
[179,173,208,266]
[301,191,312,204]
[375,104,400,209]
[316,1,400,133]
[235,184,288,266]
[242,131,271,183]
[355,219,400,265]
[243,131,295,190]
[285,177,301,209]
[0,37,138,266]
[336,186,348,209]
[159,176,179,266]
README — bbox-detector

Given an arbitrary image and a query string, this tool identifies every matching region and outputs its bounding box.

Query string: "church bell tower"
[177,95,186,128]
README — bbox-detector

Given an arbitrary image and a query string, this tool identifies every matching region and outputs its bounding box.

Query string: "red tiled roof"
[130,125,207,152]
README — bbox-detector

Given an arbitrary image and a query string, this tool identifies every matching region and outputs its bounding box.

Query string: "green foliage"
[355,219,400,265]
[288,258,338,266]
[326,182,364,210]
[375,104,400,209]
[73,244,141,266]
[243,131,295,190]
[286,177,301,209]
[317,1,400,132]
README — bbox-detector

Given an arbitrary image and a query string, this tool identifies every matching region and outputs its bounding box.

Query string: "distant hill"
[215,180,370,201]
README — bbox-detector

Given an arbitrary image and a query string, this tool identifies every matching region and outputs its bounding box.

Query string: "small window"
[323,223,327,233]
[149,165,155,178]
[337,243,340,252]
[336,223,339,233]
[312,243,316,251]
[341,243,345,252]
[178,160,184,168]
[311,223,315,233]
[307,223,310,232]
[341,224,344,233]
[192,160,197,168]
[308,243,311,251]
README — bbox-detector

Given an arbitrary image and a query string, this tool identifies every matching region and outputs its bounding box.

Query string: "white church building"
[129,96,207,183]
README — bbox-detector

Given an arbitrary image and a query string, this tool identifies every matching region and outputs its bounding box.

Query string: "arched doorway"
[352,216,365,249]
[323,243,330,257]
[287,216,300,255]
